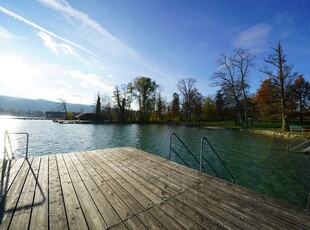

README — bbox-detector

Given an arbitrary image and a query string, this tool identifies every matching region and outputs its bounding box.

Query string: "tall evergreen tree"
[95,94,101,114]
[171,93,180,121]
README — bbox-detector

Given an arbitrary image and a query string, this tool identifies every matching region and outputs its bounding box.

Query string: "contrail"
[0,6,99,58]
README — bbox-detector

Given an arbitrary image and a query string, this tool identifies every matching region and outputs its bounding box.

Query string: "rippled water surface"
[1,118,309,208]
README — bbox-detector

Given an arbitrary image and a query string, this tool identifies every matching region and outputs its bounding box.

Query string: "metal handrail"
[4,130,29,159]
[288,140,310,152]
[200,137,235,183]
[307,192,310,215]
[169,132,203,171]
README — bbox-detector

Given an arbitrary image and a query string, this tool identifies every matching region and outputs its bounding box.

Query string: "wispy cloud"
[232,23,272,52]
[274,12,295,26]
[65,70,114,93]
[0,26,16,40]
[38,31,76,56]
[0,6,98,58]
[37,0,138,58]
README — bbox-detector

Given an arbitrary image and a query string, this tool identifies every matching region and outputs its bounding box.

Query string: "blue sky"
[0,0,309,105]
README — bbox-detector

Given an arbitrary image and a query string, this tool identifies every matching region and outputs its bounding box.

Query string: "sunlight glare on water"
[0,117,25,159]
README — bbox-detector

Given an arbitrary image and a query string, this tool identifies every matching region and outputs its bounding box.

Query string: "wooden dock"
[0,147,309,229]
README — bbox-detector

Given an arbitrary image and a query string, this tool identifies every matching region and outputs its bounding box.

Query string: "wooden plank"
[155,201,206,229]
[109,222,128,230]
[174,193,255,230]
[75,151,121,227]
[63,154,107,229]
[0,158,25,204]
[188,184,274,230]
[70,153,122,228]
[166,197,223,229]
[123,147,203,186]
[29,156,49,230]
[56,154,87,229]
[9,157,41,229]
[136,210,167,229]
[48,155,68,230]
[0,158,17,180]
[109,149,185,194]
[107,150,180,198]
[196,180,308,229]
[124,216,147,230]
[0,158,33,229]
[148,206,186,230]
[85,151,147,219]
[106,179,145,215]
[200,173,309,220]
[200,176,310,225]
[92,150,162,205]
[97,150,169,202]
[80,151,154,210]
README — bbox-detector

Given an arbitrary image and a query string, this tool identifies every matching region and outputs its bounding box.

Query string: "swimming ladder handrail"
[4,130,29,159]
[169,132,204,171]
[200,136,235,183]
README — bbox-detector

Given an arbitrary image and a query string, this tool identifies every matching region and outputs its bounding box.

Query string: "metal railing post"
[4,130,7,154]
[307,192,310,215]
[169,133,174,160]
[25,133,29,159]
[200,138,203,172]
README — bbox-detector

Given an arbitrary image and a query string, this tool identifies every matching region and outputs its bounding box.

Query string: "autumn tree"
[132,76,158,122]
[292,75,309,123]
[253,78,280,122]
[260,41,297,131]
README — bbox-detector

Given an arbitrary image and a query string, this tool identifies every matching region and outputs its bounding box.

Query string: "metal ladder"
[3,130,29,159]
[169,132,234,183]
[287,139,310,153]
[169,132,203,170]
[200,137,235,183]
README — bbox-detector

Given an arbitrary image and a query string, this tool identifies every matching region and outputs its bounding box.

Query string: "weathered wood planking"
[0,147,309,230]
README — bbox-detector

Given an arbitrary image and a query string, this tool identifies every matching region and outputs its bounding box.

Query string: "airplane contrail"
[0,6,99,59]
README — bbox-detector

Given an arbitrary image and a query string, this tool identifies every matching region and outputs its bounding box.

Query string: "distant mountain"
[0,95,93,113]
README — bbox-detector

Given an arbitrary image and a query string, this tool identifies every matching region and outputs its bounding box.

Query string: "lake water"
[1,118,309,208]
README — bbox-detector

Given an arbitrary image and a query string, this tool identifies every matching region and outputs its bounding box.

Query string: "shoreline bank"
[249,129,310,141]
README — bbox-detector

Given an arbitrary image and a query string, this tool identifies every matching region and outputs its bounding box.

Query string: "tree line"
[93,42,309,130]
